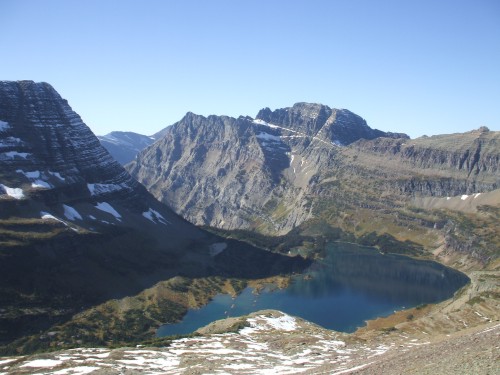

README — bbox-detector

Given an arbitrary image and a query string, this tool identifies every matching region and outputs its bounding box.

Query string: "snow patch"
[142,208,170,225]
[49,171,65,181]
[0,120,10,132]
[53,367,100,375]
[474,193,481,198]
[209,242,227,257]
[63,204,83,221]
[0,359,16,365]
[256,132,282,143]
[41,212,67,225]
[87,183,122,196]
[461,194,469,200]
[1,151,30,159]
[95,202,122,220]
[0,136,23,148]
[32,180,52,189]
[15,170,53,189]
[17,170,41,178]
[0,184,24,199]
[241,314,298,334]
[331,362,375,374]
[21,359,63,367]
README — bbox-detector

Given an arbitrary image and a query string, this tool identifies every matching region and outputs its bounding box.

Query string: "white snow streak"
[53,366,100,375]
[240,314,298,334]
[32,180,52,189]
[49,171,65,181]
[95,202,122,220]
[21,359,63,367]
[0,120,10,132]
[1,151,30,159]
[256,132,282,143]
[142,208,170,225]
[87,183,122,196]
[40,212,67,226]
[63,204,83,221]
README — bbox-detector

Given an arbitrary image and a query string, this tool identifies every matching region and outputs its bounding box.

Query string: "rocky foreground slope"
[2,305,498,374]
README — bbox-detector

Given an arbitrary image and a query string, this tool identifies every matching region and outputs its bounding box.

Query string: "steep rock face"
[128,103,407,233]
[128,113,286,229]
[98,131,155,165]
[129,102,499,235]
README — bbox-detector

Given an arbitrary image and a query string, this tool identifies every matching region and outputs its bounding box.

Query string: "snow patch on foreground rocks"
[240,313,297,333]
[1,311,391,375]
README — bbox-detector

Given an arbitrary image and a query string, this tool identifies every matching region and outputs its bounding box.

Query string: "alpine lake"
[157,242,469,336]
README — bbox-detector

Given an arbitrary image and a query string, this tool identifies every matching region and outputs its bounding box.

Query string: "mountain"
[98,131,155,165]
[0,81,307,349]
[127,103,409,233]
[127,103,499,266]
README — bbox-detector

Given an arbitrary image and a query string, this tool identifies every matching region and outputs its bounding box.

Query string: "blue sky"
[1,0,499,138]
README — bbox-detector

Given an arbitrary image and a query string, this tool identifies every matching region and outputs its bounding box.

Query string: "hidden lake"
[157,242,469,336]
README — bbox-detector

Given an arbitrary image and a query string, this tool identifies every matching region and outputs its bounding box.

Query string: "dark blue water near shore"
[157,243,469,336]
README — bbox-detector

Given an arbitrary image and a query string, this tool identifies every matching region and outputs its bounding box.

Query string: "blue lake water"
[157,242,469,336]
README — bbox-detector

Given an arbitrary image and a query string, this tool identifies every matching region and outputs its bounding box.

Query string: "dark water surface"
[157,243,469,336]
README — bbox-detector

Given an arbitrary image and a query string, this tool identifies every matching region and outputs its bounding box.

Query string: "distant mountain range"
[98,131,156,165]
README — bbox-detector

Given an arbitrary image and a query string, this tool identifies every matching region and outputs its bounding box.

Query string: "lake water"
[157,242,469,336]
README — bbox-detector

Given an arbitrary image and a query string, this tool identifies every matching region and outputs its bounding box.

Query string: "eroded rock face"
[127,103,409,233]
[128,102,499,234]
[0,81,142,207]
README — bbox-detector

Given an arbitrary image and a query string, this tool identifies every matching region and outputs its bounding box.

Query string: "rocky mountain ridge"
[128,103,499,237]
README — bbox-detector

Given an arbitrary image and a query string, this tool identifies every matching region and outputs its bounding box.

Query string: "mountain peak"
[255,102,407,145]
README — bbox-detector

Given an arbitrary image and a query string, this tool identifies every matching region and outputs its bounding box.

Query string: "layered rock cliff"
[128,103,402,232]
[128,102,499,239]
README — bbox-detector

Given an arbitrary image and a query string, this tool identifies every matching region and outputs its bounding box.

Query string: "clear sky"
[1,0,499,138]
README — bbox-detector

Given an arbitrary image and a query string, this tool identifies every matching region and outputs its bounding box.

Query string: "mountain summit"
[127,103,410,232]
[256,102,408,146]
